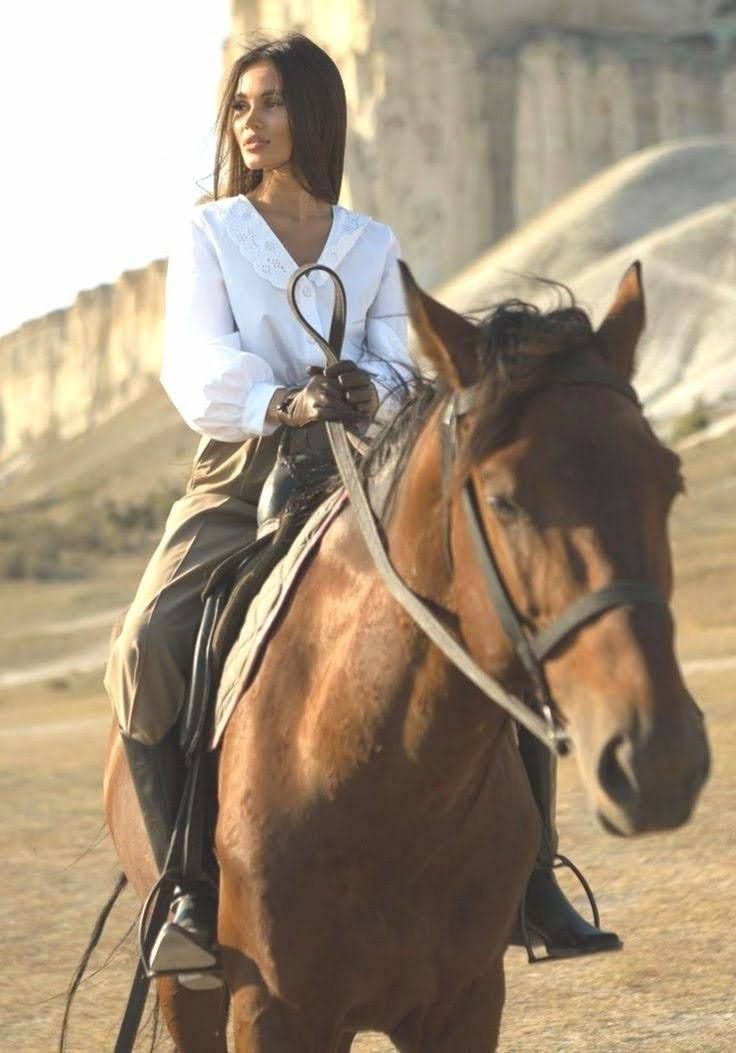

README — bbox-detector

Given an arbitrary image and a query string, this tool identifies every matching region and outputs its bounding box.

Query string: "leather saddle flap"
[210,487,347,748]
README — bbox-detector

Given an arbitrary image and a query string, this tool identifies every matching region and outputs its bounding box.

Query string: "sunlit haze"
[0,1,232,337]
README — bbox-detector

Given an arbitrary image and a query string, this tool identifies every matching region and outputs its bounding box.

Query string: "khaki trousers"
[104,430,283,745]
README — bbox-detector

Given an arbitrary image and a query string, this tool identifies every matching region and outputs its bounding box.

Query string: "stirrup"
[138,872,223,989]
[149,922,223,990]
[519,853,616,965]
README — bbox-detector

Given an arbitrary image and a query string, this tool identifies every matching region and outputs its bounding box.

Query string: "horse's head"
[398,261,709,836]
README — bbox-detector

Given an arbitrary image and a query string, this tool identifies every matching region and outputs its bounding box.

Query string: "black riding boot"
[120,729,222,989]
[513,726,622,959]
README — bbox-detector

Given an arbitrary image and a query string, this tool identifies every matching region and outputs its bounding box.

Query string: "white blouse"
[161,194,414,441]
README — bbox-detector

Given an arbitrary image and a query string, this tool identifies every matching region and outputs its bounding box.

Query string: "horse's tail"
[59,870,128,1053]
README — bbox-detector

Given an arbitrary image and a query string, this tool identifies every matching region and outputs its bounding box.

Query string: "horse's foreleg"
[156,976,229,1052]
[223,947,341,1053]
[391,956,505,1053]
[224,954,305,1052]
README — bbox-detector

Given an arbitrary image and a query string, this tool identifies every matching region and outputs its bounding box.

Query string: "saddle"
[203,422,337,692]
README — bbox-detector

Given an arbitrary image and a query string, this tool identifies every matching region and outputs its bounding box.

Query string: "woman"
[104,32,413,988]
[104,31,618,991]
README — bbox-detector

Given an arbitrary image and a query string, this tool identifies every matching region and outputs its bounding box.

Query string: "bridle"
[287,264,668,756]
[439,374,666,754]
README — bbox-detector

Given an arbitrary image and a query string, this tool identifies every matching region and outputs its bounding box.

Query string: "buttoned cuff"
[242,381,280,436]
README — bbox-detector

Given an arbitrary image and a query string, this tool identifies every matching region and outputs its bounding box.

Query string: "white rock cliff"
[2,2,735,465]
[228,1,736,285]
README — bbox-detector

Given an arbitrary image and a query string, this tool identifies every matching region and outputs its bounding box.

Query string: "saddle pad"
[210,487,347,748]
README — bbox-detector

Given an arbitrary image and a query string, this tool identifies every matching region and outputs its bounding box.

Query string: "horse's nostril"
[598,733,638,806]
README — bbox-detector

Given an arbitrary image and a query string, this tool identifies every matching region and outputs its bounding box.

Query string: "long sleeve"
[360,231,416,422]
[161,212,279,441]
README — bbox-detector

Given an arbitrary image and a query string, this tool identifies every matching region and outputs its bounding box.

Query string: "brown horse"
[103,261,709,1052]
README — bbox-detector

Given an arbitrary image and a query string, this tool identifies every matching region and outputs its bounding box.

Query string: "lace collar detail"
[225,195,372,290]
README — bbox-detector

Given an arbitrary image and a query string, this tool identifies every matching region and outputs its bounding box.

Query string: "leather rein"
[287,264,667,756]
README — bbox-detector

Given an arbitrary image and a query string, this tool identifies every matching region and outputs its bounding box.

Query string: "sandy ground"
[1,662,734,1053]
[2,430,735,1050]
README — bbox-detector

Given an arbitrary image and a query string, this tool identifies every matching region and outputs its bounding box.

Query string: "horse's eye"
[488,494,520,522]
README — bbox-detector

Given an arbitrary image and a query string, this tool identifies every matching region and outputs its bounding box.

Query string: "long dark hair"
[210,32,347,204]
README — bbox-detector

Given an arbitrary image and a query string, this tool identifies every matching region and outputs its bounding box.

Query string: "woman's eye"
[488,494,521,522]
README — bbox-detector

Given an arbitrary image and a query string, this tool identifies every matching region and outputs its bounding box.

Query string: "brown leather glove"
[322,361,379,420]
[275,370,361,428]
[276,362,379,428]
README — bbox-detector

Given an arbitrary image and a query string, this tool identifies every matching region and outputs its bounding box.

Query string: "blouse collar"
[225,194,371,290]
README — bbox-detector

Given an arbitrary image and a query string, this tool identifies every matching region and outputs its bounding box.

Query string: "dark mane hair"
[363,285,596,484]
[209,32,347,204]
[464,291,596,462]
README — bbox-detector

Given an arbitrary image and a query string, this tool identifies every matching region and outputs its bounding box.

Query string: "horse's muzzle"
[591,701,710,836]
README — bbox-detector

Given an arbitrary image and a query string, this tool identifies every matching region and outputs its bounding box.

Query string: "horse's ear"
[398,260,478,389]
[596,261,646,383]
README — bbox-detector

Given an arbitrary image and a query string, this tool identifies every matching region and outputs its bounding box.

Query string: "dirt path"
[0,606,123,688]
[681,655,736,674]
[0,642,111,689]
[1,661,734,1053]
[1,607,124,640]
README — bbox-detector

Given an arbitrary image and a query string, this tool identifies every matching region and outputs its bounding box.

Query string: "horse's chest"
[230,773,535,1014]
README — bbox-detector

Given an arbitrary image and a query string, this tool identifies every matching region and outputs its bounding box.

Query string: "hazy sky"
[0,1,232,337]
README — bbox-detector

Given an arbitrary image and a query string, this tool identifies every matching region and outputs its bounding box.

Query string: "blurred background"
[1,3,734,1051]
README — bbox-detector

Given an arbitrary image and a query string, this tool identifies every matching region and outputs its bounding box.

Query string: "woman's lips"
[244,139,268,150]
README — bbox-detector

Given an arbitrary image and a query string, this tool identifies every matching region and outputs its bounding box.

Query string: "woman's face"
[232,61,293,173]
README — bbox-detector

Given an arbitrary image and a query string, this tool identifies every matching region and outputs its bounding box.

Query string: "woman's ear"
[596,261,646,383]
[398,260,479,390]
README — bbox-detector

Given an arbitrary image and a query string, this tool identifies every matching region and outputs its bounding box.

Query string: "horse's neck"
[365,424,410,524]
[373,414,510,785]
[381,413,449,595]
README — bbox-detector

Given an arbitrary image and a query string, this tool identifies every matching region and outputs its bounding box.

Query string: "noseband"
[287,264,668,756]
[440,373,667,753]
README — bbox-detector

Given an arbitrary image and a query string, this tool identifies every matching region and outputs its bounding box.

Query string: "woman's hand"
[275,369,359,428]
[323,361,379,420]
[274,361,378,428]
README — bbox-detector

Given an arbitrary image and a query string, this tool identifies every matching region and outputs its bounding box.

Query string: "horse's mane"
[362,283,596,486]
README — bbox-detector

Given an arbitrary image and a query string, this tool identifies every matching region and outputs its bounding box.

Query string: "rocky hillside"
[436,137,736,424]
[4,0,736,475]
[0,260,166,473]
[229,2,736,288]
